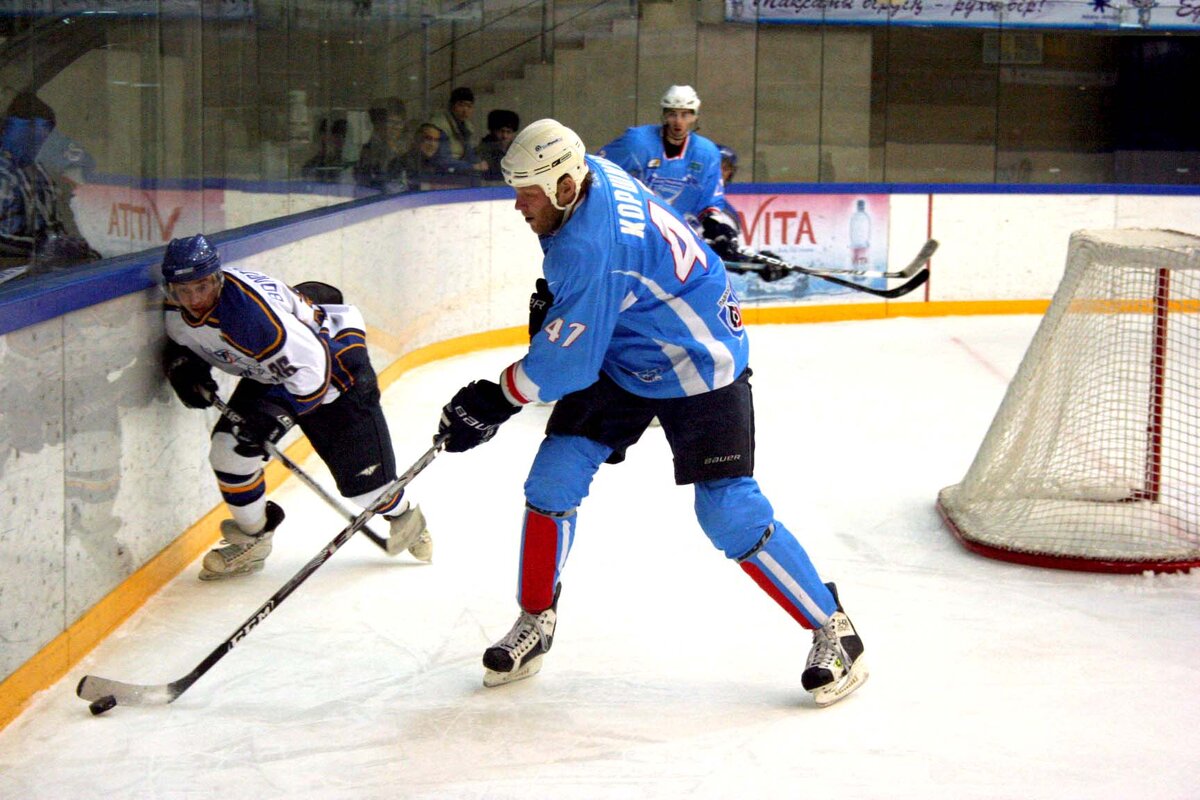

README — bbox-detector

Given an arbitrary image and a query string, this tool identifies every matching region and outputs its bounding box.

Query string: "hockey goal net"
[938,229,1200,573]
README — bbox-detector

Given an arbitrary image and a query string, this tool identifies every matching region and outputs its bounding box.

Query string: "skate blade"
[812,659,869,707]
[483,655,544,688]
[198,561,266,582]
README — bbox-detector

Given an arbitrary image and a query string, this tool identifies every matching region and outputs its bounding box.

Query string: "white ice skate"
[801,583,868,707]
[200,501,285,581]
[385,500,432,561]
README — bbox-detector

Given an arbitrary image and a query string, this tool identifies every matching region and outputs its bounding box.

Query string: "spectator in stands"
[355,97,407,191]
[390,123,468,189]
[302,117,350,182]
[0,91,99,278]
[479,108,519,182]
[426,86,487,177]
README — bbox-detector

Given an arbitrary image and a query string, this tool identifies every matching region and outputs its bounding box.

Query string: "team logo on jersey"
[718,283,745,335]
[688,161,703,174]
[211,348,239,365]
[647,158,661,169]
[632,367,664,383]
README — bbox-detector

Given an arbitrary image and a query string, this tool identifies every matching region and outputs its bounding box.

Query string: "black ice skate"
[482,585,561,687]
[199,501,285,581]
[801,582,868,707]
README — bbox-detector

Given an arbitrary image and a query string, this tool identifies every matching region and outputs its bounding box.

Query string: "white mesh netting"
[938,229,1200,572]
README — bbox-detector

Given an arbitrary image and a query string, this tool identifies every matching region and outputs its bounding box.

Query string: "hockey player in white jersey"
[436,120,867,706]
[160,234,431,580]
[597,85,743,264]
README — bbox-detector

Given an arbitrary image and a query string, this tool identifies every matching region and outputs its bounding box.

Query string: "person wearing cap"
[425,86,487,177]
[159,233,433,580]
[597,85,740,262]
[478,108,519,182]
[432,119,868,707]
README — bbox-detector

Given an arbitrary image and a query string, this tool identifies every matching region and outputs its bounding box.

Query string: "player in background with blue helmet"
[436,119,868,707]
[160,234,432,579]
[597,85,743,264]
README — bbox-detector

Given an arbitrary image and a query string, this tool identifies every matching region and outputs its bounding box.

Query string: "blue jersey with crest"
[596,124,726,222]
[500,154,749,405]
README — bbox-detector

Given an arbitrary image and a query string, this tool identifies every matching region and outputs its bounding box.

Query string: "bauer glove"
[438,380,520,452]
[529,278,554,337]
[163,342,217,409]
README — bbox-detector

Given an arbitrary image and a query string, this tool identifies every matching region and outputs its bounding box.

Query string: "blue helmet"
[717,144,737,167]
[161,234,221,284]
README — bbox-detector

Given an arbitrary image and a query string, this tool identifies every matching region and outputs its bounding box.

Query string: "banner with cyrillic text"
[725,0,1200,31]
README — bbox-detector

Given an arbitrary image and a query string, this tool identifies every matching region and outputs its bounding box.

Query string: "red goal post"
[937,229,1200,573]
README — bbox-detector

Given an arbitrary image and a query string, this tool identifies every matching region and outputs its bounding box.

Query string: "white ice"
[2,315,1199,800]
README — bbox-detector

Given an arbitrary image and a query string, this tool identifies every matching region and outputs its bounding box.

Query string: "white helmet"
[660,84,701,113]
[501,118,589,212]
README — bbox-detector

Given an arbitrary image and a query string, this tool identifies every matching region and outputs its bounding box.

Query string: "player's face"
[662,109,697,145]
[169,273,222,317]
[514,185,564,236]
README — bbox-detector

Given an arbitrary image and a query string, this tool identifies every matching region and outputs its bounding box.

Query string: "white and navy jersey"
[164,267,368,416]
[501,154,749,404]
[596,124,726,222]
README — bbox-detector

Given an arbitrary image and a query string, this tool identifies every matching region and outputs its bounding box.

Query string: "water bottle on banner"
[849,199,871,270]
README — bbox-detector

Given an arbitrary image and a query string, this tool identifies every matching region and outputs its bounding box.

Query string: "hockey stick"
[76,438,445,714]
[733,239,937,299]
[206,393,396,555]
[801,238,938,279]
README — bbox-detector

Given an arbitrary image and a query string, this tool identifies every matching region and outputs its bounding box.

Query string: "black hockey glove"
[529,277,554,337]
[163,342,217,409]
[701,213,742,262]
[232,399,295,455]
[757,251,789,283]
[438,380,520,453]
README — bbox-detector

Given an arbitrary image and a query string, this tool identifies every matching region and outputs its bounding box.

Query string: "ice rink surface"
[2,315,1199,799]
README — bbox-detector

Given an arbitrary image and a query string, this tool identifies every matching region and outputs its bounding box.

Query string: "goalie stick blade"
[77,674,183,707]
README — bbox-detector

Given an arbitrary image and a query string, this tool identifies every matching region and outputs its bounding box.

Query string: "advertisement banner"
[71,184,225,259]
[725,0,1200,31]
[725,192,888,302]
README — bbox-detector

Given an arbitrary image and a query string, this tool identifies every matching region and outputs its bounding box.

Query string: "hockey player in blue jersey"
[160,234,432,579]
[598,85,744,266]
[436,119,867,706]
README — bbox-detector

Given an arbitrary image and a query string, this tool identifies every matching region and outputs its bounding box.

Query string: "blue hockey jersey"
[500,154,749,404]
[596,124,726,222]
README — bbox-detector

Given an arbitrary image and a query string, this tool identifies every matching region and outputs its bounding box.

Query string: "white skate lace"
[806,620,846,672]
[213,536,268,567]
[498,612,548,659]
